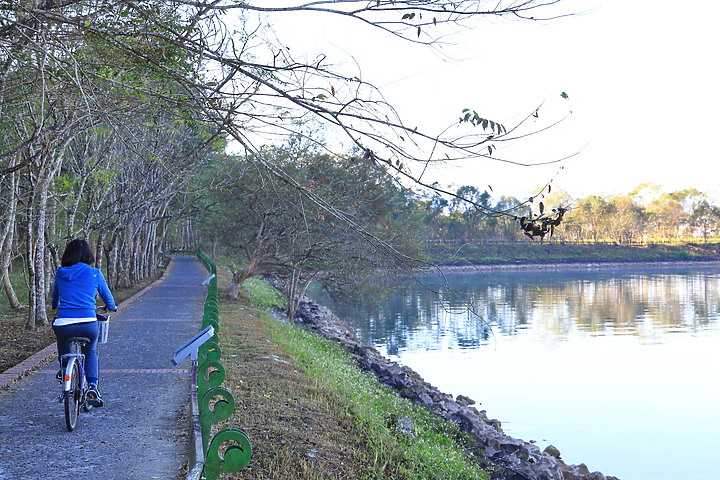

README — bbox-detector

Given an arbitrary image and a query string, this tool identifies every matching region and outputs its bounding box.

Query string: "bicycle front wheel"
[64,360,80,431]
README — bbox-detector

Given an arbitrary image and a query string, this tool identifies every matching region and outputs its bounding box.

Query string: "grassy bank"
[429,241,720,266]
[219,277,489,480]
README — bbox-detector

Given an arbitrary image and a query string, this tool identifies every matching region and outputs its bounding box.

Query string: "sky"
[269,1,720,203]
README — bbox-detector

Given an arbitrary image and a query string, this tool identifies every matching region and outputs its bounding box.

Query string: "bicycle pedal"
[86,389,104,408]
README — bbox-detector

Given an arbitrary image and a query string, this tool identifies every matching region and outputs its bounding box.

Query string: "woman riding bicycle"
[52,239,117,408]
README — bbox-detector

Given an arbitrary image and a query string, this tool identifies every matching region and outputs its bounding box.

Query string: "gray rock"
[575,463,590,475]
[585,472,606,480]
[443,400,461,414]
[418,392,433,405]
[456,394,477,406]
[544,445,562,459]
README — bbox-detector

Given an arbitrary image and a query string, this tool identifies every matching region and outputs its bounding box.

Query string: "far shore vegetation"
[428,241,720,266]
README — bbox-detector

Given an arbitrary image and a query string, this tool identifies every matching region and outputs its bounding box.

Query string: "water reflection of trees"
[336,269,720,354]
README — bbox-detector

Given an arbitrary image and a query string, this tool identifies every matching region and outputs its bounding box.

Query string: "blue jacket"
[52,263,117,318]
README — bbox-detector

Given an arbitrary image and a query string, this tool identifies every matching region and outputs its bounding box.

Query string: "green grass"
[260,313,488,480]
[429,242,720,266]
[240,276,287,309]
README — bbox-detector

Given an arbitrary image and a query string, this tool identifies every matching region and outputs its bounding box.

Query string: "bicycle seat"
[64,337,91,345]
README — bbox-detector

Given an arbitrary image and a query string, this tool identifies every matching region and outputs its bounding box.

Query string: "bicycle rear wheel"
[64,360,80,431]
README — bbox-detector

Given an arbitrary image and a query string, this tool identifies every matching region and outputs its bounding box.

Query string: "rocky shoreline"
[294,298,619,480]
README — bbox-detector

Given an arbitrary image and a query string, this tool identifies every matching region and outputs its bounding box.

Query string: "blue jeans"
[52,321,99,385]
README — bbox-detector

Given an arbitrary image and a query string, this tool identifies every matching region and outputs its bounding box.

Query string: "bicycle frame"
[61,340,90,431]
[61,351,86,393]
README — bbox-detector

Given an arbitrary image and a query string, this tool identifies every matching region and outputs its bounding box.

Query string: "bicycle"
[59,307,111,431]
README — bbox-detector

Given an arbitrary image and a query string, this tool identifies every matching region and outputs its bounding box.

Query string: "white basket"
[97,316,109,344]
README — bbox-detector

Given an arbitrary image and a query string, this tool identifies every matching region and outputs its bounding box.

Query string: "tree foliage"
[195,143,424,315]
[0,0,224,327]
[419,184,720,245]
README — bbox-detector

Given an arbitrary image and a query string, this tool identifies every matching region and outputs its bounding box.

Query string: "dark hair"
[61,239,95,267]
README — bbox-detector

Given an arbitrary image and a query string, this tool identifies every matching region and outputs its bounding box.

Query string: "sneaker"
[86,384,104,408]
[56,370,62,381]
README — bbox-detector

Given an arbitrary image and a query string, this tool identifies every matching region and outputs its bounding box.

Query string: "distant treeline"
[410,184,720,245]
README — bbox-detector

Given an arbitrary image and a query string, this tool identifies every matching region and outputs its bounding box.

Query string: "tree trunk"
[285,267,299,319]
[147,220,158,277]
[27,183,51,329]
[121,240,132,288]
[25,149,65,330]
[225,264,255,299]
[2,270,20,309]
[285,267,314,320]
[95,233,105,270]
[104,234,119,290]
[25,195,39,330]
[156,217,170,259]
[0,171,21,309]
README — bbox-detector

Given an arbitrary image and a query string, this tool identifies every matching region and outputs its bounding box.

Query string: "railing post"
[193,251,252,479]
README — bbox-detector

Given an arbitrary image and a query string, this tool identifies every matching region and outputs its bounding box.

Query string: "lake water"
[321,265,720,480]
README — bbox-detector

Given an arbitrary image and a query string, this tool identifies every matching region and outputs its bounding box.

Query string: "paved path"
[0,256,207,480]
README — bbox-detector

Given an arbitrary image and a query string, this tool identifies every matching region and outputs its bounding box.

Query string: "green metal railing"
[195,251,252,480]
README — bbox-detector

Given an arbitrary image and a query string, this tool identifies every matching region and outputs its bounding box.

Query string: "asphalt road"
[0,256,207,480]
